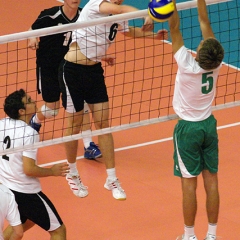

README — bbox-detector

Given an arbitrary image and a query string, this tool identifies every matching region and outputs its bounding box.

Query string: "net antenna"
[0,0,239,155]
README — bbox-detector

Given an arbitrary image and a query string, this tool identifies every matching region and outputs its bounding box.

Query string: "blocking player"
[168,0,224,239]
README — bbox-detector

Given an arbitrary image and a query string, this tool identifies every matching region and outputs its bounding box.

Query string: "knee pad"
[41,105,59,119]
[83,101,90,114]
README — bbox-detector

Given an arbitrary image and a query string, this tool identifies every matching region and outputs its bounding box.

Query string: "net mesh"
[0,0,239,154]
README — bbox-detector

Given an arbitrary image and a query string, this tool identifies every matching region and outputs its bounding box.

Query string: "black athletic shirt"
[31,6,81,67]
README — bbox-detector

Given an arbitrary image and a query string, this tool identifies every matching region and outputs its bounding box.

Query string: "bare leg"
[49,224,66,240]
[89,102,114,169]
[64,111,83,164]
[4,220,35,240]
[82,102,91,132]
[181,177,198,226]
[202,170,219,223]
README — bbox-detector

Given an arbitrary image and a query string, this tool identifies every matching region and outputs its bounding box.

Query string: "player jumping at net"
[59,0,168,200]
[1,89,69,240]
[168,0,224,239]
[0,183,23,240]
[28,0,102,160]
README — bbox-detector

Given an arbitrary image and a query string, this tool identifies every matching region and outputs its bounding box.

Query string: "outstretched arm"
[99,2,139,15]
[122,27,168,41]
[197,0,215,39]
[168,0,184,54]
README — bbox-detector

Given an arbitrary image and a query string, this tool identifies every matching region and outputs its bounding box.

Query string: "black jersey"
[31,6,81,67]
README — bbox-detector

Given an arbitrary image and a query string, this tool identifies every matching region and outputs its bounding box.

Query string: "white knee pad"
[83,101,90,114]
[41,105,59,119]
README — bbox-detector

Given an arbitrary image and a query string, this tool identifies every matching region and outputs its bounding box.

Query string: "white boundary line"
[39,121,240,167]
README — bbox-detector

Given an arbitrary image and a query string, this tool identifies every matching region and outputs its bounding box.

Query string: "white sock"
[184,225,195,238]
[82,130,92,148]
[207,223,217,236]
[106,168,116,180]
[33,113,41,124]
[68,162,78,174]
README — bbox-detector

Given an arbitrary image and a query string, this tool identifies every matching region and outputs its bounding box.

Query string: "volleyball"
[148,0,175,22]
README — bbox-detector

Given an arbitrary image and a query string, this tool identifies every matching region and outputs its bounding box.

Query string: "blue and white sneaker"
[84,142,102,160]
[29,114,41,133]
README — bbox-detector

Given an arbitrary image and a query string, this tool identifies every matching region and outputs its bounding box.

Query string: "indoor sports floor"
[1,0,240,239]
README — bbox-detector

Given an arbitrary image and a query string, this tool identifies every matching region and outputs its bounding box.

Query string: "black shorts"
[37,63,61,103]
[58,60,109,113]
[11,189,63,231]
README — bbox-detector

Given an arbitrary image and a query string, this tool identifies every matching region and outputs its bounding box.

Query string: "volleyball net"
[0,0,239,155]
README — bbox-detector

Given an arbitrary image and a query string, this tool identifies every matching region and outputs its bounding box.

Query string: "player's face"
[22,94,37,116]
[64,0,81,9]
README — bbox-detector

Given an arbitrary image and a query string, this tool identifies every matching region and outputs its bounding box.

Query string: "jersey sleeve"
[174,46,195,73]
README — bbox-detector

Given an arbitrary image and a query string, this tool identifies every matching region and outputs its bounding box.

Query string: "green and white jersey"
[173,46,221,121]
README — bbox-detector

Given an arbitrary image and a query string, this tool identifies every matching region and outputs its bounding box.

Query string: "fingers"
[141,23,154,32]
[52,163,70,177]
[28,44,38,50]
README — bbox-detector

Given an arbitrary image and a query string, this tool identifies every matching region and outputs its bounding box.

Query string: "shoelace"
[68,175,88,190]
[108,179,125,192]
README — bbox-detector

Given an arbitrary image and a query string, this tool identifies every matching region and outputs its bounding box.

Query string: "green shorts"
[173,115,219,178]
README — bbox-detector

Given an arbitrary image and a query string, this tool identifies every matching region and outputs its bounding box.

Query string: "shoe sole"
[74,191,88,198]
[84,154,102,160]
[104,184,126,201]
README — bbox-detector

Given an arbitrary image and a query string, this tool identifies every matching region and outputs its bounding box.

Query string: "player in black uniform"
[28,0,102,162]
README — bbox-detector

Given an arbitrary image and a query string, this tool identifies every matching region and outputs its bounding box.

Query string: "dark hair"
[4,89,26,119]
[198,38,224,70]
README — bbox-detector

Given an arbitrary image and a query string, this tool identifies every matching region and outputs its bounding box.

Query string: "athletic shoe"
[66,173,88,198]
[104,178,126,200]
[29,114,41,133]
[176,235,198,240]
[84,142,102,160]
[204,234,218,240]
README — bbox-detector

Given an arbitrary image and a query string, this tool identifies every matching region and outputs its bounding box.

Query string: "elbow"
[23,168,33,177]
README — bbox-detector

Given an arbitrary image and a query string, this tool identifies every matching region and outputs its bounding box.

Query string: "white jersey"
[0,118,41,193]
[0,183,21,240]
[72,0,129,62]
[173,46,221,121]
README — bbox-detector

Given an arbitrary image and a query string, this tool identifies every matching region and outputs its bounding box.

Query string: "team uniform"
[59,0,130,113]
[0,118,63,231]
[173,46,222,178]
[31,6,81,103]
[0,184,21,240]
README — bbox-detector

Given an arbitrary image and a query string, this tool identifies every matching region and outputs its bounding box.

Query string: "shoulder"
[40,6,61,15]
[174,46,188,61]
[175,46,199,72]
